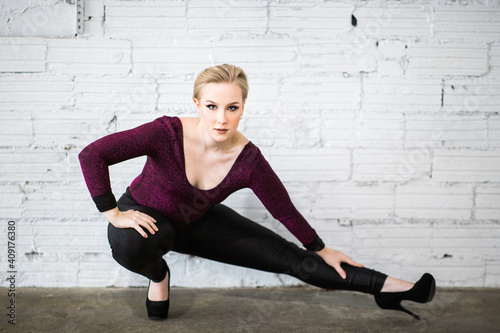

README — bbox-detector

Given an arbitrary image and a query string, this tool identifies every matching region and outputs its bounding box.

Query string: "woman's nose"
[216,110,227,124]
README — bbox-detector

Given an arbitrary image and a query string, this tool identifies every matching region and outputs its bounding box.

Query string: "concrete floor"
[1,287,499,333]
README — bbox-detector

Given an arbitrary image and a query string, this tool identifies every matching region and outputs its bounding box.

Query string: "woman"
[79,64,435,321]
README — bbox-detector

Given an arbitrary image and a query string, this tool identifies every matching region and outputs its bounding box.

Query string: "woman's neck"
[194,118,239,152]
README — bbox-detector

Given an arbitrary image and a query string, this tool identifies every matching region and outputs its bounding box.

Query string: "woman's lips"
[215,128,228,134]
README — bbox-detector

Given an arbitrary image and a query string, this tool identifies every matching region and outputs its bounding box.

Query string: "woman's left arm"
[247,147,364,278]
[247,149,320,249]
[316,246,364,279]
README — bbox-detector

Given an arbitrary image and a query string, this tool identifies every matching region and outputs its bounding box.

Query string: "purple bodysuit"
[79,116,321,248]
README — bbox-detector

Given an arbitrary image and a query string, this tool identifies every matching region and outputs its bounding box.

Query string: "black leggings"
[108,190,387,295]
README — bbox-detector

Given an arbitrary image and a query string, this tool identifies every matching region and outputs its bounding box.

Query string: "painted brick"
[267,148,351,182]
[47,39,131,75]
[0,37,46,72]
[0,149,68,182]
[23,189,97,220]
[269,3,352,36]
[157,76,197,113]
[320,110,356,148]
[491,43,500,75]
[443,78,500,113]
[321,229,357,249]
[188,0,267,35]
[21,184,98,220]
[245,113,321,148]
[490,116,500,147]
[77,256,118,287]
[0,76,72,111]
[432,266,485,287]
[353,5,430,38]
[378,59,404,76]
[210,38,298,74]
[33,110,114,148]
[136,37,298,74]
[74,76,157,112]
[395,183,473,219]
[378,40,406,59]
[0,185,22,219]
[105,0,186,39]
[334,115,394,153]
[321,111,356,147]
[485,264,500,287]
[281,73,360,111]
[407,42,488,76]
[351,225,433,249]
[133,39,211,75]
[363,77,442,112]
[0,0,75,37]
[434,6,500,41]
[85,0,104,18]
[431,225,500,249]
[18,261,78,287]
[356,113,404,148]
[83,19,104,38]
[115,113,159,133]
[475,186,500,220]
[0,111,32,147]
[312,182,394,219]
[353,149,431,182]
[405,114,488,148]
[239,77,280,110]
[298,38,377,73]
[433,149,500,182]
[430,247,498,263]
[31,222,108,253]
[82,0,105,38]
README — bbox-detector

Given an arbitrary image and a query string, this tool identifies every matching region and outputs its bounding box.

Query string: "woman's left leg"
[172,204,387,295]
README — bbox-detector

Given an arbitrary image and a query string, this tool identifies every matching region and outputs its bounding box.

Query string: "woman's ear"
[193,98,201,115]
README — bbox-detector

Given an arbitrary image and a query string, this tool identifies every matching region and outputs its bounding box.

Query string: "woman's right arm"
[79,118,166,236]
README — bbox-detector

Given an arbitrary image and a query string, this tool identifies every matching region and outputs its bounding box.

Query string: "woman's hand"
[103,207,158,238]
[316,246,364,279]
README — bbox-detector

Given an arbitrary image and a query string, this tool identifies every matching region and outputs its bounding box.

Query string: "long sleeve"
[248,151,325,251]
[78,118,171,212]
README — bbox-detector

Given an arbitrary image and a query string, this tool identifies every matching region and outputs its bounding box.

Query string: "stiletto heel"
[146,265,171,320]
[395,303,420,320]
[374,273,436,320]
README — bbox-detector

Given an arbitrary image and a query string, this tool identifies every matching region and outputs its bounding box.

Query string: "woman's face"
[194,82,245,143]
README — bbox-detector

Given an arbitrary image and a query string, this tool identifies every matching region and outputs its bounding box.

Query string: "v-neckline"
[175,117,251,192]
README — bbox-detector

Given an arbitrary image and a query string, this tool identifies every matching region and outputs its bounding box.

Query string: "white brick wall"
[1,0,499,289]
[407,42,489,76]
[0,0,76,38]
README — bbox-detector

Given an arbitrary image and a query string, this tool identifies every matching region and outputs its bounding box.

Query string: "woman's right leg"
[107,189,175,283]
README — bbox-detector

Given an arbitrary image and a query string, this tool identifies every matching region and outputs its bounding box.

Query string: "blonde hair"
[193,64,249,101]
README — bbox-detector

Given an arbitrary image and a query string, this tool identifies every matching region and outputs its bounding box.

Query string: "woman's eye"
[206,104,217,110]
[228,106,239,111]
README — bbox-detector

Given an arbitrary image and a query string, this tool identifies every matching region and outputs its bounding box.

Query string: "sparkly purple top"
[79,116,323,250]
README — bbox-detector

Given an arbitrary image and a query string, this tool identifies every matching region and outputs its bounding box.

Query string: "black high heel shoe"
[374,273,436,320]
[146,265,170,320]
